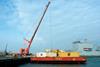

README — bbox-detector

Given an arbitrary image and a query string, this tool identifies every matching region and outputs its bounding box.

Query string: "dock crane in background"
[20,1,51,56]
[4,44,8,55]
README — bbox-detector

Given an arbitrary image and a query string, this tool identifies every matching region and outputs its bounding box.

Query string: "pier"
[0,57,30,67]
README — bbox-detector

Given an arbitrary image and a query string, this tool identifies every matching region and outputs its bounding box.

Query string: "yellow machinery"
[46,49,80,57]
[58,52,80,57]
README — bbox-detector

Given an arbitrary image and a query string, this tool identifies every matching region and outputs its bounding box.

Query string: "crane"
[20,1,51,56]
[5,44,8,55]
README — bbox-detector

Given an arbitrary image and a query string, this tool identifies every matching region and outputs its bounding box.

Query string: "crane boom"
[28,1,51,52]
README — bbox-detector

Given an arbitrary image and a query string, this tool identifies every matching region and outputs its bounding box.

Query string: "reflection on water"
[19,57,100,67]
[19,63,84,67]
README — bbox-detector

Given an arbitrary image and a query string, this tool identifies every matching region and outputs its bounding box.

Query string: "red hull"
[30,57,86,64]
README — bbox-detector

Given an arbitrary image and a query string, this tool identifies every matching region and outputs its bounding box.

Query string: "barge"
[30,49,86,64]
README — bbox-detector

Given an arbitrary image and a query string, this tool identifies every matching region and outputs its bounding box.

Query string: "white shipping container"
[46,52,57,57]
[36,52,47,57]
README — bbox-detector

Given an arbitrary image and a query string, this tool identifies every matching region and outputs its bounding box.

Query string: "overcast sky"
[0,0,100,53]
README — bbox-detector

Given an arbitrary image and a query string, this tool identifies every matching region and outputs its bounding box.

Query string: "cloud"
[2,0,100,33]
[1,0,100,52]
[0,0,19,27]
[10,0,49,32]
[47,0,100,34]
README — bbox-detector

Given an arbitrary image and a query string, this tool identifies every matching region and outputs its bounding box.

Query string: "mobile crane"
[20,1,51,56]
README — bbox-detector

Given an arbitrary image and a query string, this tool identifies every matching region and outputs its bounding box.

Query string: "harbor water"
[19,57,100,67]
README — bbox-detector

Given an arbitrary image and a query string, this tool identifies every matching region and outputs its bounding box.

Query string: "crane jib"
[28,1,51,49]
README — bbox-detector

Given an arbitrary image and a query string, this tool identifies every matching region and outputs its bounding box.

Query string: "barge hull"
[31,57,86,64]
